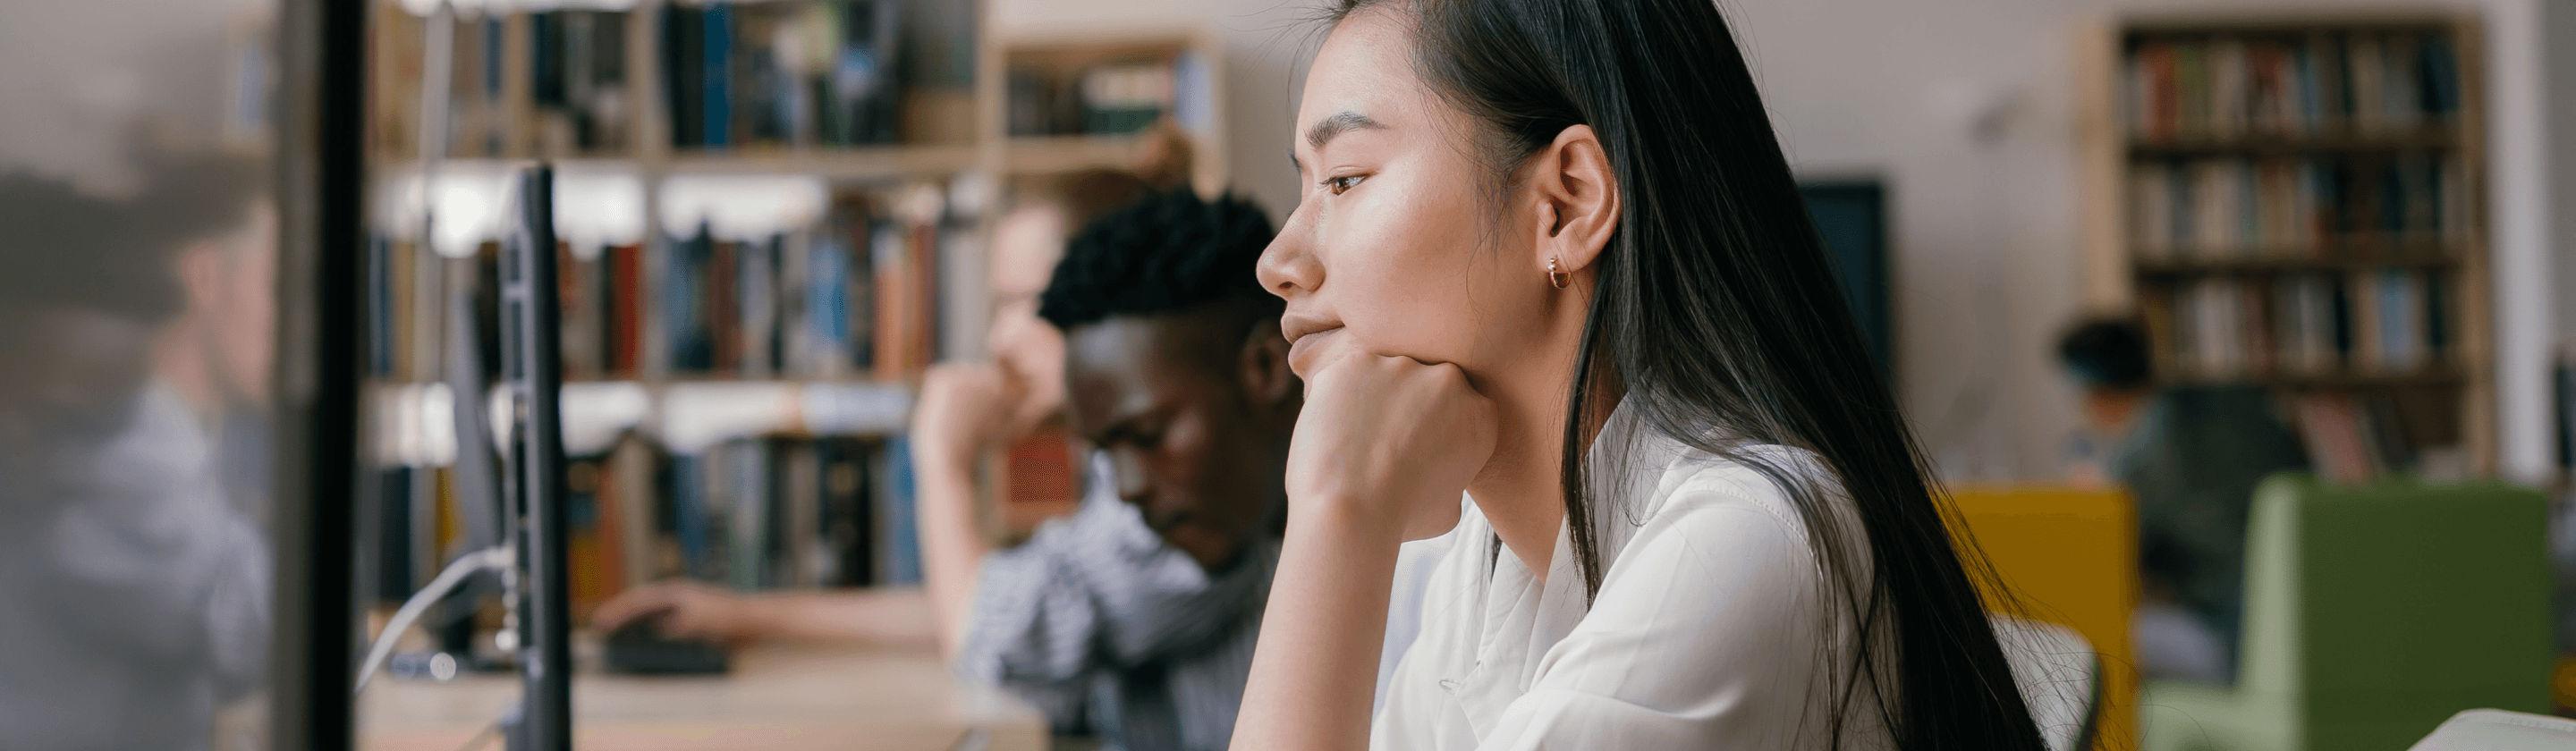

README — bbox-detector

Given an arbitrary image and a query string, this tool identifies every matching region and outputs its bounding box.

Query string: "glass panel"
[0,2,280,749]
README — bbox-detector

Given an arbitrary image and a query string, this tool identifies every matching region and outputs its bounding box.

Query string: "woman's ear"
[1526,124,1621,278]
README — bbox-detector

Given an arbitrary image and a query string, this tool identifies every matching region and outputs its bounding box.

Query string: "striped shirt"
[954,453,1275,751]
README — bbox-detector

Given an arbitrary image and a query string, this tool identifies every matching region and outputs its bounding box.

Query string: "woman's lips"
[1286,326,1342,376]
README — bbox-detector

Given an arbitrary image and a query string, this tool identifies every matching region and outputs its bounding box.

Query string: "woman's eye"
[1324,174,1367,195]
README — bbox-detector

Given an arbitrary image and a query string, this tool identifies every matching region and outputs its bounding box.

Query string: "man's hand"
[591,580,761,643]
[911,363,1022,473]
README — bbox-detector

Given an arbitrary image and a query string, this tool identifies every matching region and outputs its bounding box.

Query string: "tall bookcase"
[2087,13,2493,479]
[360,0,1226,615]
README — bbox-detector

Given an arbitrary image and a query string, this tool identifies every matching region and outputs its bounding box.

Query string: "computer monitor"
[1800,180,1892,378]
[498,164,573,750]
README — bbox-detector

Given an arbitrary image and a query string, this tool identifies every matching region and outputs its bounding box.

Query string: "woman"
[1233,0,2047,749]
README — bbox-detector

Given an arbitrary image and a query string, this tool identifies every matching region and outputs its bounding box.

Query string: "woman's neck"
[1464,346,1622,585]
[1465,379,1568,581]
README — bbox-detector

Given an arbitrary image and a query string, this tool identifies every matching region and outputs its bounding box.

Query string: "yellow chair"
[1948,485,2141,751]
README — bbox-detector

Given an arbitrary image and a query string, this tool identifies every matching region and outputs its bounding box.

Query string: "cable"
[356,545,512,693]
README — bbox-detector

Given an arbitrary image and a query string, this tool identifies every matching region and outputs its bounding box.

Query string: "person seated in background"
[2057,316,2309,684]
[0,156,275,751]
[602,189,1299,751]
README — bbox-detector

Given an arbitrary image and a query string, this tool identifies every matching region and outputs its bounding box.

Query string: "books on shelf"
[2125,28,2462,140]
[2145,267,2453,382]
[530,10,632,153]
[453,15,513,156]
[2126,151,2466,260]
[1080,63,1175,135]
[639,435,913,590]
[867,216,939,380]
[2114,21,2488,475]
[566,457,623,613]
[652,186,941,381]
[662,0,902,150]
[1007,48,1211,139]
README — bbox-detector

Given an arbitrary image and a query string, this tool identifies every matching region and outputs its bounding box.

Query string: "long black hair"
[1326,1,2045,748]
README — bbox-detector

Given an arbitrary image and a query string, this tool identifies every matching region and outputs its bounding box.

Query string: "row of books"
[367,435,924,612]
[530,10,634,154]
[367,192,947,383]
[1006,53,1210,138]
[369,13,568,159]
[652,210,944,380]
[651,436,916,593]
[2124,29,2462,140]
[661,0,902,150]
[448,16,513,157]
[2127,152,2467,260]
[2141,269,2453,381]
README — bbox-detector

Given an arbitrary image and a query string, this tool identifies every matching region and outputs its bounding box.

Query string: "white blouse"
[1370,404,1896,751]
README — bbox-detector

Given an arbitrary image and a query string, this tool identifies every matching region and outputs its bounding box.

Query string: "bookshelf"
[981,27,1226,192]
[361,0,1227,614]
[2088,13,2494,478]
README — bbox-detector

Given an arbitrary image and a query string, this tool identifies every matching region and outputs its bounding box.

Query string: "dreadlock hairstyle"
[1320,1,2046,749]
[1038,189,1281,347]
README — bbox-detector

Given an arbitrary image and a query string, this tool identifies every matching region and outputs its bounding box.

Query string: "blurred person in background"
[0,152,275,750]
[601,188,1300,751]
[2058,316,2309,685]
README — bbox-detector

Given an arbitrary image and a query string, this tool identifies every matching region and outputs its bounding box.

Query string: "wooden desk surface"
[360,643,1045,751]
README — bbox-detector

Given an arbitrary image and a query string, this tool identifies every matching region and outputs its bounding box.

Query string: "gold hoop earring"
[1547,257,1571,289]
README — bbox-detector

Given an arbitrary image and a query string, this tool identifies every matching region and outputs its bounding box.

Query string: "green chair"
[2140,473,2552,751]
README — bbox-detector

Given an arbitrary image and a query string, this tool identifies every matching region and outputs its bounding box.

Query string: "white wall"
[2541,0,2576,481]
[2479,0,2570,482]
[0,0,269,194]
[994,0,2572,483]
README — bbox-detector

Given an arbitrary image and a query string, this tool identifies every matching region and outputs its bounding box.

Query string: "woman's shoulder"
[1598,439,1860,570]
[1642,442,1840,520]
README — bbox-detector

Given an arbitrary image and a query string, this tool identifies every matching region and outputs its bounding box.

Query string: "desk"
[360,643,1045,751]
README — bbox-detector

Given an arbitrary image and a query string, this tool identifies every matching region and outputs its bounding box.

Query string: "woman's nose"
[1255,210,1321,300]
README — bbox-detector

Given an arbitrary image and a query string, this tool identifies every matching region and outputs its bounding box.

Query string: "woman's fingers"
[1286,342,1496,542]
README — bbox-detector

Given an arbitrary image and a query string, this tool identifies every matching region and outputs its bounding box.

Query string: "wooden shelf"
[660,145,979,181]
[2120,13,2459,35]
[999,134,1150,175]
[2133,251,2465,275]
[2128,129,2461,157]
[2165,367,2469,389]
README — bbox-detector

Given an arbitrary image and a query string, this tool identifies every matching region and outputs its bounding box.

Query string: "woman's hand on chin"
[1286,331,1496,543]
[1233,333,1496,751]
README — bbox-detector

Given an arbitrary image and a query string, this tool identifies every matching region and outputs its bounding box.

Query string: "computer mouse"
[601,611,732,675]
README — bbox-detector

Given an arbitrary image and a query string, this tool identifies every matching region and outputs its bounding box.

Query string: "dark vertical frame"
[272,0,367,747]
[502,166,572,750]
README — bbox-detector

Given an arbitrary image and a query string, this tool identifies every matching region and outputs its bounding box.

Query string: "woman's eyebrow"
[1304,111,1386,151]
